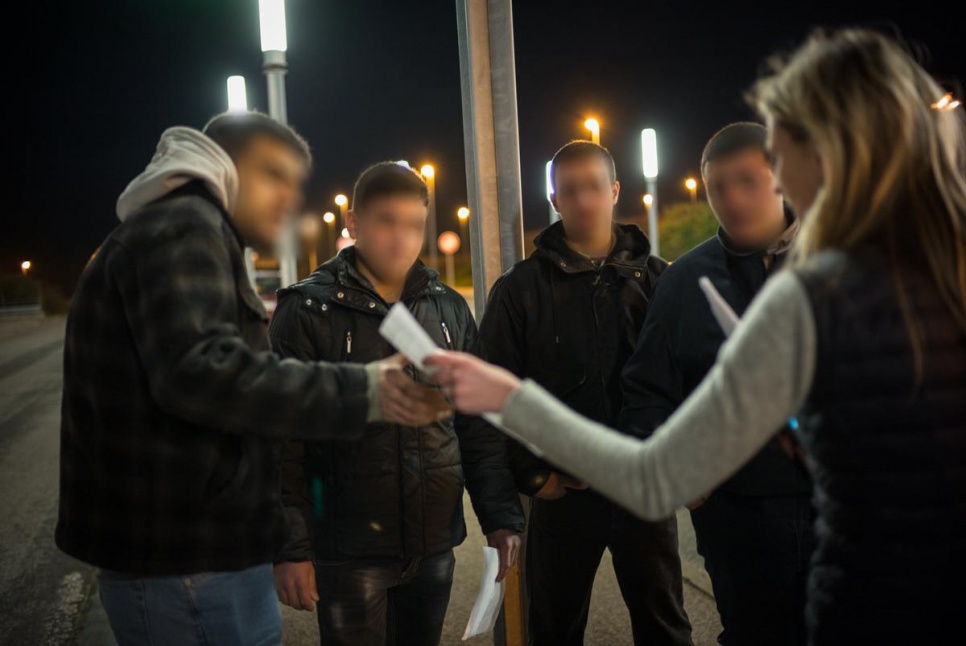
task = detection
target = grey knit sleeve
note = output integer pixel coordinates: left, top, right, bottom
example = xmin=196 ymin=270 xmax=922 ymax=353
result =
xmin=499 ymin=270 xmax=816 ymax=520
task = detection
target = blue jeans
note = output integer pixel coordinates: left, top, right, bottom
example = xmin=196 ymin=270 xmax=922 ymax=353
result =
xmin=97 ymin=563 xmax=282 ymax=646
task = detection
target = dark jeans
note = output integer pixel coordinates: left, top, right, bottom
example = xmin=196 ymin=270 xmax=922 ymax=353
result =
xmin=314 ymin=549 xmax=456 ymax=646
xmin=97 ymin=564 xmax=281 ymax=646
xmin=526 ymin=489 xmax=693 ymax=646
xmin=690 ymin=491 xmax=816 ymax=646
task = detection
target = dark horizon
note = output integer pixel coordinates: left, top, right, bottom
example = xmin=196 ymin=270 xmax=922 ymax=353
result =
xmin=6 ymin=0 xmax=964 ymax=295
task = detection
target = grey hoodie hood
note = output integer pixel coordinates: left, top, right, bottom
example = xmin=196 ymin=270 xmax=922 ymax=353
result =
xmin=116 ymin=127 xmax=238 ymax=221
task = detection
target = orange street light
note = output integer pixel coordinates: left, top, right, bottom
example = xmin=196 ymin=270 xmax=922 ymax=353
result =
xmin=21 ymin=260 xmax=31 ymax=277
xmin=438 ymin=231 xmax=461 ymax=286
xmin=685 ymin=177 xmax=698 ymax=203
xmin=584 ymin=117 xmax=600 ymax=144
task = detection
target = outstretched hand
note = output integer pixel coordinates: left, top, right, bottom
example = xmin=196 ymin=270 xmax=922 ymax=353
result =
xmin=424 ymin=351 xmax=522 ymax=415
xmin=376 ymin=354 xmax=452 ymax=425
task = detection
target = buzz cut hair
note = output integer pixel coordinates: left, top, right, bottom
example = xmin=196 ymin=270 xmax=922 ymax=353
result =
xmin=351 ymin=162 xmax=430 ymax=212
xmin=700 ymin=122 xmax=772 ymax=177
xmin=203 ymin=111 xmax=312 ymax=166
xmin=549 ymin=140 xmax=617 ymax=193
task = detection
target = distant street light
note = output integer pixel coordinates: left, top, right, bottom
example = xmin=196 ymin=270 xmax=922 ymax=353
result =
xmin=341 ymin=227 xmax=350 ymax=239
xmin=457 ymin=207 xmax=470 ymax=245
xmin=641 ymin=128 xmax=660 ymax=257
xmin=438 ymin=231 xmax=461 ymax=286
xmin=545 ymin=161 xmax=558 ymax=224
xmin=584 ymin=118 xmax=601 ymax=145
xmin=258 ymin=0 xmax=296 ymax=286
xmin=932 ymin=92 xmax=962 ymax=111
xmin=21 ymin=261 xmax=31 ymax=277
xmin=226 ymin=76 xmax=248 ymax=112
xmin=322 ymin=211 xmax=336 ymax=258
xmin=685 ymin=177 xmax=698 ymax=203
xmin=334 ymin=194 xmax=349 ymax=232
xmin=643 ymin=194 xmax=654 ymax=207
xmin=420 ymin=164 xmax=438 ymax=271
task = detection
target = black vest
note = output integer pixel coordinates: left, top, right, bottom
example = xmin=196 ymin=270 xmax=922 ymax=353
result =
xmin=794 ymin=247 xmax=966 ymax=644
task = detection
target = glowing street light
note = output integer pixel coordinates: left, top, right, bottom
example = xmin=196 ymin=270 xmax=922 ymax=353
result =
xmin=334 ymin=194 xmax=349 ymax=232
xmin=341 ymin=227 xmax=350 ymax=239
xmin=21 ymin=260 xmax=31 ymax=277
xmin=545 ymin=161 xmax=558 ymax=224
xmin=420 ymin=164 xmax=438 ymax=270
xmin=321 ymin=211 xmax=337 ymax=258
xmin=226 ymin=76 xmax=248 ymax=112
xmin=438 ymin=231 xmax=461 ymax=286
xmin=932 ymin=92 xmax=962 ymax=111
xmin=641 ymin=128 xmax=660 ymax=256
xmin=685 ymin=177 xmax=698 ymax=203
xmin=584 ymin=118 xmax=600 ymax=145
xmin=259 ymin=0 xmax=288 ymax=52
xmin=643 ymin=194 xmax=653 ymax=207
xmin=456 ymin=207 xmax=470 ymax=246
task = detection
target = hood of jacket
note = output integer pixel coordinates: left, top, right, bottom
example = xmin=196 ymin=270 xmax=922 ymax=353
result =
xmin=116 ymin=127 xmax=238 ymax=221
xmin=532 ymin=220 xmax=654 ymax=273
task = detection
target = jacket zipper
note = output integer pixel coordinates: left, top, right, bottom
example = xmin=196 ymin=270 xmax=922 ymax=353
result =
xmin=440 ymin=321 xmax=453 ymax=349
xmin=345 ymin=330 xmax=353 ymax=357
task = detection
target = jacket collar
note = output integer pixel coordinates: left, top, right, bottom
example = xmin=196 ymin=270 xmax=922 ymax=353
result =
xmin=533 ymin=220 xmax=654 ymax=275
xmin=716 ymin=204 xmax=797 ymax=259
xmin=319 ymin=247 xmax=444 ymax=312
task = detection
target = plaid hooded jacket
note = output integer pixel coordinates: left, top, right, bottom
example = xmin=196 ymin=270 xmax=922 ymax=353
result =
xmin=56 ymin=181 xmax=371 ymax=575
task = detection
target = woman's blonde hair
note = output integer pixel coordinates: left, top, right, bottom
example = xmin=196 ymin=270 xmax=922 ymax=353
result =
xmin=751 ymin=28 xmax=966 ymax=373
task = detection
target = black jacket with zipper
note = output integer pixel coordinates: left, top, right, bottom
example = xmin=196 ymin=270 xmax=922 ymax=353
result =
xmin=478 ymin=221 xmax=667 ymax=496
xmin=269 ymin=248 xmax=525 ymax=562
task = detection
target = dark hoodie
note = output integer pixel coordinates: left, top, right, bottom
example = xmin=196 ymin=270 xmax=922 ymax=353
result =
xmin=478 ymin=221 xmax=666 ymax=495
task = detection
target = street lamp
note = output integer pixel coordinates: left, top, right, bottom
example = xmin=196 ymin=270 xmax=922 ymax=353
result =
xmin=420 ymin=164 xmax=438 ymax=271
xmin=685 ymin=177 xmax=698 ymax=203
xmin=226 ymin=76 xmax=248 ymax=112
xmin=438 ymin=231 xmax=461 ymax=286
xmin=584 ymin=118 xmax=600 ymax=145
xmin=258 ymin=0 xmax=296 ymax=287
xmin=457 ymin=206 xmax=470 ymax=243
xmin=21 ymin=261 xmax=31 ymax=277
xmin=323 ymin=211 xmax=336 ymax=257
xmin=545 ymin=161 xmax=558 ymax=224
xmin=641 ymin=128 xmax=660 ymax=257
xmin=334 ymin=194 xmax=349 ymax=232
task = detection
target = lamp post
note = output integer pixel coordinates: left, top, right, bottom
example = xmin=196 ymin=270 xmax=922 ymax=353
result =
xmin=20 ymin=261 xmax=31 ymax=278
xmin=584 ymin=118 xmax=600 ymax=145
xmin=226 ymin=76 xmax=248 ymax=112
xmin=438 ymin=232 xmax=461 ymax=286
xmin=334 ymin=194 xmax=349 ymax=231
xmin=323 ymin=211 xmax=336 ymax=258
xmin=457 ymin=206 xmax=470 ymax=243
xmin=685 ymin=177 xmax=698 ymax=203
xmin=545 ymin=161 xmax=558 ymax=224
xmin=258 ymin=0 xmax=296 ymax=288
xmin=420 ymin=164 xmax=438 ymax=271
xmin=641 ymin=128 xmax=660 ymax=257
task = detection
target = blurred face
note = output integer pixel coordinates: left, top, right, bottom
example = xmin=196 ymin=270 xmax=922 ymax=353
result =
xmin=704 ymin=147 xmax=786 ymax=249
xmin=767 ymin=121 xmax=823 ymax=219
xmin=550 ymin=156 xmax=619 ymax=239
xmin=348 ymin=193 xmax=427 ymax=281
xmin=231 ymin=135 xmax=308 ymax=250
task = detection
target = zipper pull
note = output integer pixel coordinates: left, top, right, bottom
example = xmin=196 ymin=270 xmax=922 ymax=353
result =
xmin=440 ymin=321 xmax=453 ymax=348
xmin=346 ymin=330 xmax=353 ymax=355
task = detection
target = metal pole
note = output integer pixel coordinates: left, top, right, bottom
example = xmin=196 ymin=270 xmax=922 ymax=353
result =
xmin=647 ymin=176 xmax=660 ymax=258
xmin=457 ymin=3 xmax=527 ymax=644
xmin=263 ymin=48 xmax=297 ymax=287
xmin=427 ymin=176 xmax=439 ymax=271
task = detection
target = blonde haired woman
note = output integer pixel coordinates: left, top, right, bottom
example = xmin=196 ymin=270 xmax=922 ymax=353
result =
xmin=428 ymin=29 xmax=966 ymax=644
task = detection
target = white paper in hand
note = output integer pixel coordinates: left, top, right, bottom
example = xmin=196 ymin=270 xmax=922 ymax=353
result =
xmin=699 ymin=276 xmax=740 ymax=337
xmin=463 ymin=546 xmax=505 ymax=640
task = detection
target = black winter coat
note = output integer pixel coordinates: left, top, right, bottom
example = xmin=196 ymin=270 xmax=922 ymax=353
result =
xmin=618 ymin=222 xmax=812 ymax=497
xmin=479 ymin=222 xmax=666 ymax=495
xmin=269 ymin=248 xmax=524 ymax=561
xmin=56 ymin=182 xmax=371 ymax=576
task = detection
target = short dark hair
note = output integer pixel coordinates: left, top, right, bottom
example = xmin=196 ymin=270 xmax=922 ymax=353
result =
xmin=700 ymin=122 xmax=771 ymax=176
xmin=549 ymin=140 xmax=616 ymax=193
xmin=351 ymin=162 xmax=430 ymax=212
xmin=203 ymin=111 xmax=312 ymax=166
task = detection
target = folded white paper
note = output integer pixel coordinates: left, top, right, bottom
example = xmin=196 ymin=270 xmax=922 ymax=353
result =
xmin=463 ymin=546 xmax=505 ymax=640
xmin=698 ymin=276 xmax=740 ymax=337
xmin=378 ymin=303 xmax=545 ymax=457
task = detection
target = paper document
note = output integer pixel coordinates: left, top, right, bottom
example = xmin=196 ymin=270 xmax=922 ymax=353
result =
xmin=378 ymin=303 xmax=545 ymax=457
xmin=463 ymin=546 xmax=505 ymax=640
xmin=698 ymin=276 xmax=740 ymax=337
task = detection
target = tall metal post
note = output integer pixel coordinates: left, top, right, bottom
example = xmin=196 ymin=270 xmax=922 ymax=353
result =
xmin=456 ymin=0 xmax=525 ymax=318
xmin=457 ymin=3 xmax=527 ymax=645
xmin=646 ymin=176 xmax=660 ymax=258
xmin=263 ymin=48 xmax=297 ymax=287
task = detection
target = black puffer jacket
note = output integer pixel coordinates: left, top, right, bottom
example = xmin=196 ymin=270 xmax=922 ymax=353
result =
xmin=269 ymin=248 xmax=524 ymax=561
xmin=479 ymin=222 xmax=666 ymax=495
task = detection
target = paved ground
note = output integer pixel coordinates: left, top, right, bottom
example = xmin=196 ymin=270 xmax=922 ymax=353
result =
xmin=0 ymin=316 xmax=722 ymax=645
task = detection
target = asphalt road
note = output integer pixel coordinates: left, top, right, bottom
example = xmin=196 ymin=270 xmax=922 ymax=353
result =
xmin=0 ymin=316 xmax=721 ymax=645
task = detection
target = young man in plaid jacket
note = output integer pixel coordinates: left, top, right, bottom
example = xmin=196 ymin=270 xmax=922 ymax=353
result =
xmin=57 ymin=112 xmax=449 ymax=646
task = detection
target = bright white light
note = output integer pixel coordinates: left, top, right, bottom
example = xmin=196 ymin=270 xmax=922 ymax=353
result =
xmin=226 ymin=76 xmax=248 ymax=112
xmin=641 ymin=128 xmax=659 ymax=178
xmin=335 ymin=194 xmax=348 ymax=207
xmin=545 ymin=161 xmax=554 ymax=203
xmin=341 ymin=228 xmax=350 ymax=238
xmin=323 ymin=212 xmax=335 ymax=224
xmin=259 ymin=0 xmax=288 ymax=52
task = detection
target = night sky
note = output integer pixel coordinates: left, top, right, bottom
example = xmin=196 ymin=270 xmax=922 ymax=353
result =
xmin=7 ymin=0 xmax=964 ymax=294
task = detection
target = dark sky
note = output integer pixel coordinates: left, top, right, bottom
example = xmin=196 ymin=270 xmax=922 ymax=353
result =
xmin=6 ymin=0 xmax=964 ymax=294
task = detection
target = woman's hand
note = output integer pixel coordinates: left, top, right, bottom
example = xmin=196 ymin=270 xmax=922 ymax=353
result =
xmin=424 ymin=351 xmax=522 ymax=415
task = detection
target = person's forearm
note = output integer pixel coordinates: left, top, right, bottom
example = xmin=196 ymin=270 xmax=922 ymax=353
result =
xmin=500 ymin=271 xmax=816 ymax=520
